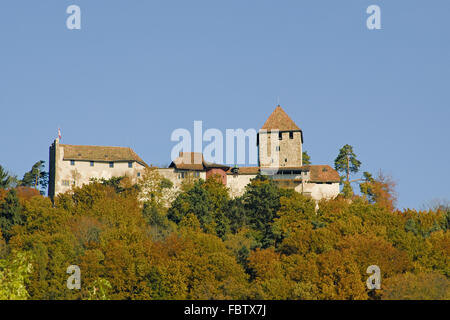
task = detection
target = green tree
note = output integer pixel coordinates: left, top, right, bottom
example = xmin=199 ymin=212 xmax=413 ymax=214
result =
xmin=92 ymin=176 xmax=138 ymax=194
xmin=20 ymin=161 xmax=49 ymax=194
xmin=226 ymin=197 xmax=248 ymax=234
xmin=302 ymin=151 xmax=311 ymax=165
xmin=0 ymin=251 xmax=33 ymax=300
xmin=0 ymin=189 xmax=25 ymax=242
xmin=0 ymin=165 xmax=16 ymax=189
xmin=334 ymin=144 xmax=361 ymax=182
xmin=242 ymin=174 xmax=293 ymax=248
xmin=341 ymin=181 xmax=354 ymax=199
xmin=85 ymin=278 xmax=112 ymax=300
xmin=168 ymin=177 xmax=230 ymax=238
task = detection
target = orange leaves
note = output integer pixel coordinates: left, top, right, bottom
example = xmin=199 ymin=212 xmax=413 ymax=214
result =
xmin=248 ymin=248 xmax=282 ymax=281
xmin=382 ymin=272 xmax=450 ymax=300
xmin=360 ymin=171 xmax=397 ymax=212
xmin=336 ymin=234 xmax=412 ymax=280
xmin=1 ymin=169 xmax=448 ymax=300
xmin=316 ymin=249 xmax=367 ymax=300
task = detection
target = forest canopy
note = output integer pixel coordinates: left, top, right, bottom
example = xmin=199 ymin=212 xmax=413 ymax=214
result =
xmin=0 ymin=169 xmax=448 ymax=300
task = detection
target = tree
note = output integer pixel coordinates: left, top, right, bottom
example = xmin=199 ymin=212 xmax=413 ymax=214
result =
xmin=138 ymin=167 xmax=175 ymax=209
xmin=0 ymin=251 xmax=33 ymax=300
xmin=85 ymin=278 xmax=112 ymax=300
xmin=422 ymin=198 xmax=450 ymax=212
xmin=316 ymin=249 xmax=367 ymax=300
xmin=0 ymin=165 xmax=16 ymax=189
xmin=302 ymin=151 xmax=311 ymax=165
xmin=167 ymin=177 xmax=231 ymax=238
xmin=341 ymin=181 xmax=354 ymax=199
xmin=93 ymin=176 xmax=139 ymax=195
xmin=0 ymin=189 xmax=25 ymax=242
xmin=382 ymin=272 xmax=450 ymax=300
xmin=360 ymin=171 xmax=397 ymax=211
xmin=242 ymin=174 xmax=293 ymax=248
xmin=334 ymin=144 xmax=361 ymax=182
xmin=271 ymin=192 xmax=316 ymax=242
xmin=20 ymin=161 xmax=49 ymax=194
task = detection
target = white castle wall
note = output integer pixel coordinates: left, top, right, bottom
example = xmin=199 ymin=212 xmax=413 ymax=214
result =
xmin=226 ymin=174 xmax=258 ymax=197
xmin=53 ymin=143 xmax=145 ymax=196
xmin=296 ymin=182 xmax=340 ymax=201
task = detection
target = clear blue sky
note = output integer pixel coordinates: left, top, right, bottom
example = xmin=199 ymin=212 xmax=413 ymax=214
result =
xmin=0 ymin=1 xmax=449 ymax=209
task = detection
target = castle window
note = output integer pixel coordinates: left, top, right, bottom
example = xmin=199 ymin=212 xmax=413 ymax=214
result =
xmin=289 ymin=132 xmax=293 ymax=139
xmin=109 ymin=162 xmax=114 ymax=168
xmin=279 ymin=132 xmax=282 ymax=140
xmin=194 ymin=171 xmax=200 ymax=178
xmin=62 ymin=180 xmax=70 ymax=186
xmin=90 ymin=161 xmax=94 ymax=167
xmin=70 ymin=160 xmax=75 ymax=166
xmin=285 ymin=158 xmax=287 ymax=162
xmin=276 ymin=146 xmax=280 ymax=151
xmin=137 ymin=172 xmax=141 ymax=177
xmin=128 ymin=162 xmax=133 ymax=168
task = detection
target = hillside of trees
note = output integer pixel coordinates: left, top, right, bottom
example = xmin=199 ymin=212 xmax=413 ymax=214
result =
xmin=0 ymin=164 xmax=449 ymax=300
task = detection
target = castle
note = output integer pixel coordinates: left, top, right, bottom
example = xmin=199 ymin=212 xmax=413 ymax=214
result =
xmin=48 ymin=105 xmax=340 ymax=201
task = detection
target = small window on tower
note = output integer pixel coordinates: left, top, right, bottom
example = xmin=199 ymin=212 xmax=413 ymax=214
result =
xmin=109 ymin=162 xmax=114 ymax=168
xmin=128 ymin=162 xmax=133 ymax=168
xmin=90 ymin=161 xmax=94 ymax=167
xmin=289 ymin=132 xmax=293 ymax=139
xmin=276 ymin=146 xmax=280 ymax=151
xmin=279 ymin=132 xmax=282 ymax=140
xmin=70 ymin=160 xmax=75 ymax=166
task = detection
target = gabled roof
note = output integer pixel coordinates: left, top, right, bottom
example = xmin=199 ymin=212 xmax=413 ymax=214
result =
xmin=61 ymin=144 xmax=148 ymax=167
xmin=169 ymin=152 xmax=230 ymax=171
xmin=301 ymin=165 xmax=340 ymax=183
xmin=260 ymin=105 xmax=301 ymax=132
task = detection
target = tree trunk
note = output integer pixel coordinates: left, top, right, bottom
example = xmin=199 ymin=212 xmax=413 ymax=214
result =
xmin=346 ymin=154 xmax=350 ymax=182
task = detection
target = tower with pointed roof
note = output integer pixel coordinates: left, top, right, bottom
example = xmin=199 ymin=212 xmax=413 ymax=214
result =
xmin=258 ymin=105 xmax=303 ymax=169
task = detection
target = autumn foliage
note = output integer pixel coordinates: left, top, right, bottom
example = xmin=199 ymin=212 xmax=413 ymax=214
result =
xmin=0 ymin=173 xmax=449 ymax=300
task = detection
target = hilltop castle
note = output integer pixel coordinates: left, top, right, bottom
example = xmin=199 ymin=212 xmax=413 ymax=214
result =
xmin=48 ymin=105 xmax=340 ymax=201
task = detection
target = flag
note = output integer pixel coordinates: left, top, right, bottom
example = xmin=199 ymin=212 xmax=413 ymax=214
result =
xmin=58 ymin=128 xmax=61 ymax=140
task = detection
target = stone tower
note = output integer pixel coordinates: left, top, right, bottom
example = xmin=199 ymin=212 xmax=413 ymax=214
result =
xmin=258 ymin=105 xmax=303 ymax=170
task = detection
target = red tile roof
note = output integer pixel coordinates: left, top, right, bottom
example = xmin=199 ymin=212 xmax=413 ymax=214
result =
xmin=261 ymin=105 xmax=301 ymax=131
xmin=302 ymin=165 xmax=340 ymax=183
